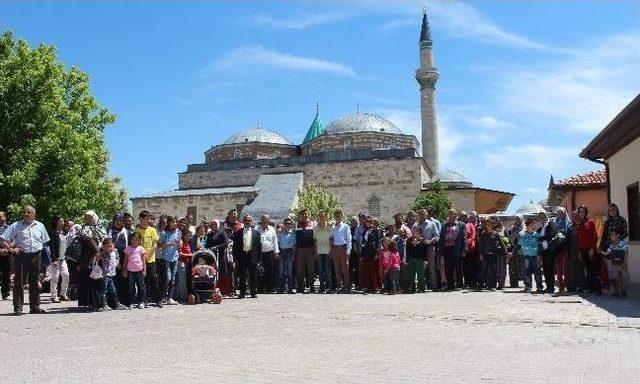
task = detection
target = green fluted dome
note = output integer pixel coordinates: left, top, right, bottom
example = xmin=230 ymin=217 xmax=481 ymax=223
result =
xmin=303 ymin=110 xmax=324 ymax=143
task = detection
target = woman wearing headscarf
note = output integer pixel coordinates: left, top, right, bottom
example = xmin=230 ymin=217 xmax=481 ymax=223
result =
xmin=600 ymin=203 xmax=628 ymax=291
xmin=78 ymin=210 xmax=106 ymax=309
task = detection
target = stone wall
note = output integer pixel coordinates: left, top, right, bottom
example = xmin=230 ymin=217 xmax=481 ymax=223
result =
xmin=301 ymin=132 xmax=418 ymax=156
xmin=204 ymin=142 xmax=299 ymax=162
xmin=178 ymin=157 xmax=426 ymax=222
xmin=304 ymin=158 xmax=424 ymax=222
xmin=131 ymin=191 xmax=256 ymax=223
xmin=179 ymin=167 xmax=290 ymax=189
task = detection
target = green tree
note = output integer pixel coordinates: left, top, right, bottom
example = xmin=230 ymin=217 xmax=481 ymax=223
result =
xmin=412 ymin=180 xmax=452 ymax=222
xmin=292 ymin=184 xmax=341 ymax=220
xmin=0 ymin=30 xmax=126 ymax=224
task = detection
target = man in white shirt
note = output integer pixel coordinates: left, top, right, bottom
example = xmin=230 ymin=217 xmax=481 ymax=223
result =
xmin=0 ymin=205 xmax=50 ymax=315
xmin=257 ymin=214 xmax=279 ymax=293
xmin=330 ymin=209 xmax=352 ymax=293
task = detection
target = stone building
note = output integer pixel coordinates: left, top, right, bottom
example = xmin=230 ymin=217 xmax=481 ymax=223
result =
xmin=131 ymin=12 xmax=514 ymax=222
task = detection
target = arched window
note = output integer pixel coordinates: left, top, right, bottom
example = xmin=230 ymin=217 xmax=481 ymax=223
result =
xmin=367 ymin=195 xmax=381 ymax=217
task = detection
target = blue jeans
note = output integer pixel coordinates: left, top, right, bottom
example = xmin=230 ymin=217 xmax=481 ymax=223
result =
xmin=388 ymin=269 xmax=400 ymax=292
xmin=523 ymin=257 xmax=543 ymax=290
xmin=163 ymin=260 xmax=178 ymax=299
xmin=101 ymin=275 xmax=119 ymax=306
xmin=128 ymin=271 xmax=146 ymax=305
xmin=317 ymin=254 xmax=331 ymax=290
xmin=279 ymin=249 xmax=294 ymax=291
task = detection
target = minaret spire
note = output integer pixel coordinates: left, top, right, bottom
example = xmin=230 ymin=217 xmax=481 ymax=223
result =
xmin=420 ymin=8 xmax=431 ymax=44
xmin=415 ymin=10 xmax=439 ymax=178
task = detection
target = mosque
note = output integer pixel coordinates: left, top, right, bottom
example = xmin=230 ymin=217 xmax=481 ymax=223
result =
xmin=131 ymin=13 xmax=515 ymax=222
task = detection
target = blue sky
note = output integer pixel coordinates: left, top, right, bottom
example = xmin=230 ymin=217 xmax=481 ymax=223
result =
xmin=3 ymin=1 xmax=640 ymax=212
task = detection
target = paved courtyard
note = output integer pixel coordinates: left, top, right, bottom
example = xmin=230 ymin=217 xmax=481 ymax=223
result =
xmin=1 ymin=289 xmax=640 ymax=383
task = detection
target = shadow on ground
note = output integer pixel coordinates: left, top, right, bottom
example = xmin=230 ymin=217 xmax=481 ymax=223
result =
xmin=581 ymin=293 xmax=640 ymax=318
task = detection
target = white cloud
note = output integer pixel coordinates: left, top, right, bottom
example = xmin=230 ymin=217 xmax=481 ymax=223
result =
xmin=379 ymin=18 xmax=415 ymax=33
xmin=250 ymin=12 xmax=348 ymax=30
xmin=484 ymin=144 xmax=579 ymax=174
xmin=459 ymin=114 xmax=515 ymax=143
xmin=496 ymin=31 xmax=640 ymax=134
xmin=378 ymin=1 xmax=548 ymax=50
xmin=210 ymin=46 xmax=356 ymax=77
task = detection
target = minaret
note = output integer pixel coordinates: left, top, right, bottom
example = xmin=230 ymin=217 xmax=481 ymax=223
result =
xmin=415 ymin=10 xmax=439 ymax=178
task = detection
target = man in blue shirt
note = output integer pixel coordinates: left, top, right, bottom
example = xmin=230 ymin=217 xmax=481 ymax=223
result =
xmin=330 ymin=210 xmax=352 ymax=293
xmin=0 ymin=205 xmax=50 ymax=315
xmin=277 ymin=217 xmax=296 ymax=294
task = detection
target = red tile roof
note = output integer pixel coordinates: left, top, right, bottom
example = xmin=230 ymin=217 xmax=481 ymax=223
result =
xmin=556 ymin=169 xmax=607 ymax=187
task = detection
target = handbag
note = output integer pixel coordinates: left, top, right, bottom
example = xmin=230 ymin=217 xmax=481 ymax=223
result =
xmin=65 ymin=237 xmax=83 ymax=262
xmin=89 ymin=259 xmax=104 ymax=280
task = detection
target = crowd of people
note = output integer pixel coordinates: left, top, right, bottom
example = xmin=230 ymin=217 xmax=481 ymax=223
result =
xmin=0 ymin=202 xmax=631 ymax=316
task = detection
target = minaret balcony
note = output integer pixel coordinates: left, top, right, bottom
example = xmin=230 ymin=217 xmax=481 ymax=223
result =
xmin=415 ymin=67 xmax=439 ymax=89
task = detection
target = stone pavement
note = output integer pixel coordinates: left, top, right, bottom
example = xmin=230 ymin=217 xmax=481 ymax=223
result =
xmin=1 ymin=289 xmax=640 ymax=383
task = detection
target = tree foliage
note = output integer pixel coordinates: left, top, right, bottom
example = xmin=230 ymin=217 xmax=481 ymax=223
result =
xmin=292 ymin=184 xmax=341 ymax=220
xmin=412 ymin=180 xmax=452 ymax=222
xmin=0 ymin=30 xmax=126 ymax=224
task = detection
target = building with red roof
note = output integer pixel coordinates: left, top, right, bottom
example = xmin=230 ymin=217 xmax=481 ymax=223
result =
xmin=548 ymin=169 xmax=608 ymax=217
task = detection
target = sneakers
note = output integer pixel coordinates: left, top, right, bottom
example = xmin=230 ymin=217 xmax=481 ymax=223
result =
xmin=167 ymin=298 xmax=178 ymax=305
xmin=137 ymin=303 xmax=145 ymax=309
xmin=50 ymin=297 xmax=60 ymax=303
xmin=115 ymin=303 xmax=127 ymax=310
xmin=101 ymin=306 xmax=113 ymax=311
xmin=126 ymin=305 xmax=134 ymax=310
xmin=156 ymin=301 xmax=164 ymax=308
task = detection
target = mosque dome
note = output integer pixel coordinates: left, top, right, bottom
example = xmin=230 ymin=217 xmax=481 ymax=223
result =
xmin=224 ymin=128 xmax=292 ymax=145
xmin=436 ymin=169 xmax=469 ymax=184
xmin=324 ymin=113 xmax=403 ymax=135
xmin=513 ymin=201 xmax=547 ymax=217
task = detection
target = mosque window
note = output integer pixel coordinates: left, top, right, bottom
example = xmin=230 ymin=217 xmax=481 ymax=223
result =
xmin=367 ymin=195 xmax=381 ymax=217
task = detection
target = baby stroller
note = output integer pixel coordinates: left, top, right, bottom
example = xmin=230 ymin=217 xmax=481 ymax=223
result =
xmin=191 ymin=248 xmax=219 ymax=304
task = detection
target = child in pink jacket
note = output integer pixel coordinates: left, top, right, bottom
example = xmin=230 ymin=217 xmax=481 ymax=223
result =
xmin=381 ymin=241 xmax=402 ymax=294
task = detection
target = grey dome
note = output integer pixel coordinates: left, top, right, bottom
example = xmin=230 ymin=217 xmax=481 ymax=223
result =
xmin=224 ymin=128 xmax=292 ymax=145
xmin=436 ymin=169 xmax=470 ymax=184
xmin=324 ymin=113 xmax=403 ymax=134
xmin=513 ymin=201 xmax=546 ymax=216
